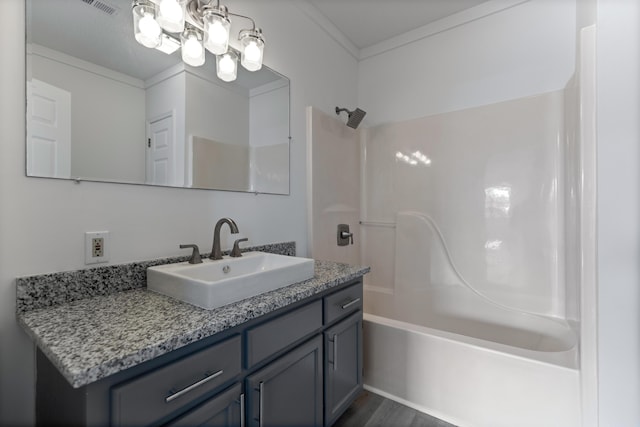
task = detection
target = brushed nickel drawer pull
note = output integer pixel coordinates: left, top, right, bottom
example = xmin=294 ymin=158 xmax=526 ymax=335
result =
xmin=240 ymin=393 xmax=245 ymax=427
xmin=259 ymin=382 xmax=265 ymax=427
xmin=165 ymin=369 xmax=224 ymax=403
xmin=341 ymin=298 xmax=361 ymax=310
xmin=333 ymin=334 xmax=338 ymax=371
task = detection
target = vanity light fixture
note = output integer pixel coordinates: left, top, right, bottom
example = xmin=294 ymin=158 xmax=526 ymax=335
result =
xmin=131 ymin=0 xmax=265 ymax=82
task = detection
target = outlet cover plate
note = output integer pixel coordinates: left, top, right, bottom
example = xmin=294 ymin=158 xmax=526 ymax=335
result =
xmin=85 ymin=231 xmax=110 ymax=264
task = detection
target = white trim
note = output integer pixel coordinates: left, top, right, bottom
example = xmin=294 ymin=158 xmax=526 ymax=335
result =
xmin=359 ymin=0 xmax=530 ymax=60
xmin=298 ymin=0 xmax=530 ymax=61
xmin=144 ymin=62 xmax=186 ymax=89
xmin=305 ymin=106 xmax=315 ymax=258
xmin=28 ymin=43 xmax=145 ymax=89
xmin=296 ymin=2 xmax=360 ymax=60
xmin=579 ymin=23 xmax=599 ymax=427
xmin=249 ymin=78 xmax=289 ymax=98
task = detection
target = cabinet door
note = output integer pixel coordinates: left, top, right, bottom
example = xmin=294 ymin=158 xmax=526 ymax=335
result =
xmin=164 ymin=383 xmax=243 ymax=427
xmin=324 ymin=312 xmax=363 ymax=426
xmin=246 ymin=335 xmax=323 ymax=427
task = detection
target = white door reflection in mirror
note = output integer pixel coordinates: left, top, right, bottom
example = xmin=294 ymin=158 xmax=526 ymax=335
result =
xmin=146 ymin=114 xmax=175 ymax=186
xmin=27 ymin=79 xmax=71 ymax=178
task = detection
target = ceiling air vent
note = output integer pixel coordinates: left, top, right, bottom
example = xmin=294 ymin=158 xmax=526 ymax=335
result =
xmin=80 ymin=0 xmax=119 ymax=16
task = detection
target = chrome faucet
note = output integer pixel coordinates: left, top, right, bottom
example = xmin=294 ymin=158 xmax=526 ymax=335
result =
xmin=210 ymin=218 xmax=239 ymax=260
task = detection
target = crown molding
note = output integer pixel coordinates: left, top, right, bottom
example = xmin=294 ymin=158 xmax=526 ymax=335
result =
xmin=359 ymin=0 xmax=530 ymax=60
xmin=298 ymin=0 xmax=530 ymax=62
xmin=296 ymin=1 xmax=360 ymax=60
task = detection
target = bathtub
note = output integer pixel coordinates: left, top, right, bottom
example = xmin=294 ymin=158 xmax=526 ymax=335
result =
xmin=362 ymin=287 xmax=581 ymax=427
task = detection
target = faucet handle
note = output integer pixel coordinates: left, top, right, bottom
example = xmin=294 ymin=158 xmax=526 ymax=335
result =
xmin=230 ymin=238 xmax=249 ymax=258
xmin=179 ymin=244 xmax=203 ymax=264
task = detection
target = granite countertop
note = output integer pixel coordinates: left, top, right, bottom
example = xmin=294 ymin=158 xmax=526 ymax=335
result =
xmin=17 ymin=259 xmax=369 ymax=389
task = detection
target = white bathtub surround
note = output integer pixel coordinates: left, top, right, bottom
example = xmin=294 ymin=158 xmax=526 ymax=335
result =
xmin=358 ymin=89 xmax=583 ymax=424
xmin=362 ymin=208 xmax=580 ymax=426
xmin=391 ymin=211 xmax=577 ymax=358
xmin=363 ymin=315 xmax=580 ymax=427
xmin=362 ymin=90 xmax=566 ymax=317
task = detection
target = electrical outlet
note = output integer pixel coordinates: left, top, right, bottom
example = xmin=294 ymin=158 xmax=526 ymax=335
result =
xmin=85 ymin=231 xmax=109 ymax=264
xmin=92 ymin=237 xmax=104 ymax=257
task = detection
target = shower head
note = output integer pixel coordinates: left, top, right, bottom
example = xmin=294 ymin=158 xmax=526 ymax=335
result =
xmin=335 ymin=106 xmax=367 ymax=129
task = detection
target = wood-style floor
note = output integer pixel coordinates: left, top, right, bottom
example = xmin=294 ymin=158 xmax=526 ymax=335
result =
xmin=334 ymin=391 xmax=457 ymax=427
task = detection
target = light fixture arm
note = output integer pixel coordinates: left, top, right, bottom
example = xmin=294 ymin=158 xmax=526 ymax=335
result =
xmin=227 ymin=11 xmax=256 ymax=31
xmin=185 ymin=0 xmax=206 ymax=29
xmin=181 ymin=1 xmax=259 ymax=34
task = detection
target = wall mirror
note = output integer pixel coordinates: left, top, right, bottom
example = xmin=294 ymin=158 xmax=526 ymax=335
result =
xmin=26 ymin=0 xmax=290 ymax=194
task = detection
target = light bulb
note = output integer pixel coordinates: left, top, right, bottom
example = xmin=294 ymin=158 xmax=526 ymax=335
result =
xmin=181 ymin=28 xmax=205 ymax=67
xmin=239 ymin=29 xmax=264 ymax=72
xmin=219 ymin=54 xmax=234 ymax=73
xmin=216 ymin=51 xmax=237 ymax=82
xmin=244 ymin=41 xmax=261 ymax=62
xmin=209 ymin=21 xmax=227 ymax=45
xmin=184 ymin=35 xmax=203 ymax=58
xmin=140 ymin=14 xmax=161 ymax=37
xmin=158 ymin=0 xmax=185 ymax=33
xmin=160 ymin=0 xmax=182 ymax=20
xmin=135 ymin=11 xmax=161 ymax=48
xmin=203 ymin=7 xmax=230 ymax=55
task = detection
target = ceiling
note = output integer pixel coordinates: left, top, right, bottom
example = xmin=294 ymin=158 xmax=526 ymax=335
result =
xmin=306 ymin=0 xmax=490 ymax=50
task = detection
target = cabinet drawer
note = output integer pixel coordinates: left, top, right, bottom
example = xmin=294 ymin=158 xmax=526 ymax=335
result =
xmin=324 ymin=282 xmax=363 ymax=325
xmin=164 ymin=383 xmax=243 ymax=427
xmin=111 ymin=335 xmax=241 ymax=427
xmin=246 ymin=300 xmax=322 ymax=367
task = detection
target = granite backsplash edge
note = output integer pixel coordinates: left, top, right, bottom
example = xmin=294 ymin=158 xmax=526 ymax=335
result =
xmin=16 ymin=241 xmax=296 ymax=313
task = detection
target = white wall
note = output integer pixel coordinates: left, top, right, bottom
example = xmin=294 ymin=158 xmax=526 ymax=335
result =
xmin=358 ymin=0 xmax=576 ymax=126
xmin=249 ymin=83 xmax=290 ymax=193
xmin=30 ymin=47 xmax=146 ymax=183
xmin=250 ymin=83 xmax=289 ymax=148
xmin=596 ymin=0 xmax=640 ymax=425
xmin=0 ymin=1 xmax=358 ymax=425
xmin=186 ymin=72 xmax=250 ymax=147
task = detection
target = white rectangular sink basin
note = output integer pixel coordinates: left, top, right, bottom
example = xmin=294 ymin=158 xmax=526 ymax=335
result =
xmin=147 ymin=251 xmax=315 ymax=310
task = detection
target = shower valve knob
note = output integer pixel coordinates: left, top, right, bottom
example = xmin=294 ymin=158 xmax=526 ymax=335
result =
xmin=340 ymin=231 xmax=353 ymax=244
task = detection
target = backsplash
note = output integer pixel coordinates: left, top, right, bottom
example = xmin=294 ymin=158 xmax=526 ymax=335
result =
xmin=16 ymin=242 xmax=296 ymax=313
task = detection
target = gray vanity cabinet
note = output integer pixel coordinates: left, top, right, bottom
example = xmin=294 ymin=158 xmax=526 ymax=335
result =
xmin=35 ymin=279 xmax=363 ymax=427
xmin=246 ymin=335 xmax=323 ymax=427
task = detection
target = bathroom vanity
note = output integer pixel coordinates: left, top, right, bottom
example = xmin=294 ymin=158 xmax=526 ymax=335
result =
xmin=17 ymin=243 xmax=368 ymax=427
